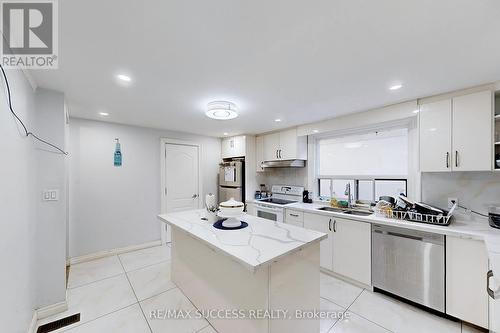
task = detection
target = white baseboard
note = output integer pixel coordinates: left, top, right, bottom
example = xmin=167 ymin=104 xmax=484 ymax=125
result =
xmin=36 ymin=299 xmax=68 ymax=320
xmin=27 ymin=310 xmax=37 ymax=333
xmin=69 ymin=240 xmax=162 ymax=265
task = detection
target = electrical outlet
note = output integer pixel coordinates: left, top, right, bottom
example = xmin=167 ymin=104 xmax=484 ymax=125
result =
xmin=42 ymin=189 xmax=59 ymax=201
xmin=448 ymin=197 xmax=458 ymax=208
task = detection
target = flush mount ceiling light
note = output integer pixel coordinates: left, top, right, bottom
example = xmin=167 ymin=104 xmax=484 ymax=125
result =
xmin=389 ymin=84 xmax=403 ymax=91
xmin=117 ymin=74 xmax=132 ymax=82
xmin=206 ymin=101 xmax=238 ymax=120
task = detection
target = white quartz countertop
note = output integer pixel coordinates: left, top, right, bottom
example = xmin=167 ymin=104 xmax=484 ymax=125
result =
xmin=158 ymin=210 xmax=327 ymax=272
xmin=286 ymin=201 xmax=500 ymax=292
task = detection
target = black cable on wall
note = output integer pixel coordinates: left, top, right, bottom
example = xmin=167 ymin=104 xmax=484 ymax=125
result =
xmin=0 ymin=64 xmax=67 ymax=155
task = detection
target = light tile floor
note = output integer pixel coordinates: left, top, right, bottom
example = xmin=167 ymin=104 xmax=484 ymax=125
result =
xmin=36 ymin=244 xmax=486 ymax=333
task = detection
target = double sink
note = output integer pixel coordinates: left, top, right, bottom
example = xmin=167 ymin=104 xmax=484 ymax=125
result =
xmin=317 ymin=206 xmax=374 ymax=216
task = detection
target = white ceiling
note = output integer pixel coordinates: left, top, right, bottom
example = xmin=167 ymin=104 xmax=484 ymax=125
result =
xmin=30 ymin=0 xmax=500 ymax=137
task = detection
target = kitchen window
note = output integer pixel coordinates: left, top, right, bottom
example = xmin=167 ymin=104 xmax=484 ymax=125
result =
xmin=316 ymin=128 xmax=408 ymax=202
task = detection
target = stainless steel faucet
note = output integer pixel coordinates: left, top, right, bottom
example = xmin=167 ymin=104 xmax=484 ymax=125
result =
xmin=344 ymin=183 xmax=352 ymax=208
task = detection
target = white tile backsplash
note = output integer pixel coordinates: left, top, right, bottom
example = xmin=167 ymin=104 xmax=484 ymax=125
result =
xmin=421 ymin=172 xmax=500 ymax=215
xmin=256 ymin=167 xmax=308 ymax=190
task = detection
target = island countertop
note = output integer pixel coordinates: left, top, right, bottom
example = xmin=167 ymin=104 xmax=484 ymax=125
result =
xmin=158 ymin=210 xmax=327 ymax=272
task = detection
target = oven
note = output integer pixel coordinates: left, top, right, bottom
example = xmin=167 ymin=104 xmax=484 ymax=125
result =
xmin=254 ymin=203 xmax=284 ymax=222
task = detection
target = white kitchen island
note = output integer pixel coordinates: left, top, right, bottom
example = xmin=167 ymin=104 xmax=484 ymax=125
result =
xmin=158 ymin=210 xmax=327 ymax=333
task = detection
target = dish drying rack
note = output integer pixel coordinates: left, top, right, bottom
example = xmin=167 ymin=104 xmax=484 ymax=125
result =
xmin=375 ymin=202 xmax=457 ymax=226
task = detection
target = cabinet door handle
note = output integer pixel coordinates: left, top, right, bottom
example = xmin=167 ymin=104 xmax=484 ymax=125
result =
xmin=276 ymin=150 xmax=278 ymax=159
xmin=290 ymin=213 xmax=299 ymax=217
xmin=487 ymin=270 xmax=495 ymax=299
xmin=446 ymin=152 xmax=449 ymax=168
xmin=333 ymin=220 xmax=337 ymax=232
xmin=455 ymin=151 xmax=459 ymax=167
xmin=328 ymin=219 xmax=332 ymax=231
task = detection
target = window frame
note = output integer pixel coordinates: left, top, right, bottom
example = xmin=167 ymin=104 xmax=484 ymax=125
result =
xmin=316 ymin=177 xmax=408 ymax=203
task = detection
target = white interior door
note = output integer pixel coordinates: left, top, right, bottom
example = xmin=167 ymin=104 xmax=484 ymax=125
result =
xmin=163 ymin=143 xmax=200 ymax=242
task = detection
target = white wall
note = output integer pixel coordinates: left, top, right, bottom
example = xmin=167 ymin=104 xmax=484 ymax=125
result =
xmin=0 ymin=72 xmax=67 ymax=331
xmin=69 ymin=118 xmax=221 ymax=258
xmin=34 ymin=88 xmax=68 ymax=308
xmin=0 ymin=69 xmax=37 ymax=333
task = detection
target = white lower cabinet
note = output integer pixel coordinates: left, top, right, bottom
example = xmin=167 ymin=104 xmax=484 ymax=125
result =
xmin=446 ymin=236 xmax=489 ymax=329
xmin=304 ymin=213 xmax=333 ymax=271
xmin=331 ymin=217 xmax=371 ymax=286
xmin=246 ymin=203 xmax=255 ymax=216
xmin=489 ymin=264 xmax=500 ymax=333
xmin=303 ymin=213 xmax=371 ymax=285
xmin=285 ymin=209 xmax=304 ymax=228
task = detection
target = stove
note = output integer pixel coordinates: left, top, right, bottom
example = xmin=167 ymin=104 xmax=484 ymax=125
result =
xmin=257 ymin=198 xmax=297 ymax=205
xmin=254 ymin=185 xmax=304 ymax=222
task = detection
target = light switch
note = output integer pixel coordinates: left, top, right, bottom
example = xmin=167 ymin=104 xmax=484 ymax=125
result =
xmin=42 ymin=189 xmax=59 ymax=201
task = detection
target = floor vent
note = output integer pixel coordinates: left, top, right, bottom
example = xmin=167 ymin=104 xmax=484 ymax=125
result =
xmin=36 ymin=313 xmax=80 ymax=333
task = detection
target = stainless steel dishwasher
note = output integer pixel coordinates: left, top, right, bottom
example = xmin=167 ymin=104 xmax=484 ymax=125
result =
xmin=372 ymin=224 xmax=445 ymax=312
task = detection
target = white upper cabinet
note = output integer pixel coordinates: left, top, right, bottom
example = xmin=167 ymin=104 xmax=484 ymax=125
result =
xmin=419 ymin=99 xmax=452 ymax=172
xmin=263 ymin=132 xmax=280 ymax=161
xmin=255 ymin=135 xmax=265 ymax=172
xmin=260 ymin=128 xmax=307 ymax=161
xmin=279 ymin=128 xmax=300 ymax=160
xmin=419 ymin=90 xmax=493 ymax=172
xmin=221 ymin=136 xmax=246 ymax=159
xmin=452 ymin=91 xmax=493 ymax=171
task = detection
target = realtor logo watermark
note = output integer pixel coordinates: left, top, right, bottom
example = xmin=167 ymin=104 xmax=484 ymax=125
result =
xmin=0 ymin=0 xmax=58 ymax=68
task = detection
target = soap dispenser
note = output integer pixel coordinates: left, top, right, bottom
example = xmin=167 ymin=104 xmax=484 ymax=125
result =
xmin=114 ymin=138 xmax=122 ymax=166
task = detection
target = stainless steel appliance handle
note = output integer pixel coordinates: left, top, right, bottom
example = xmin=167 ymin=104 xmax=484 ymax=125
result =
xmin=373 ymin=228 xmax=423 ymax=241
xmin=487 ymin=270 xmax=496 ymax=299
xmin=256 ymin=204 xmax=283 ymax=212
xmin=446 ymin=152 xmax=449 ymax=168
xmin=455 ymin=151 xmax=458 ymax=167
xmin=387 ymin=231 xmax=423 ymax=241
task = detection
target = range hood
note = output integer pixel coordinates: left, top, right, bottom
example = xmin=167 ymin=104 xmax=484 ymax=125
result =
xmin=261 ymin=159 xmax=306 ymax=168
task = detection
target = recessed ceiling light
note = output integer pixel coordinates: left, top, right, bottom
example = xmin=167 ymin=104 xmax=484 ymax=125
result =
xmin=99 ymin=112 xmax=109 ymax=116
xmin=116 ymin=74 xmax=132 ymax=82
xmin=223 ymin=132 xmax=228 ymax=136
xmin=312 ymin=129 xmax=319 ymax=133
xmin=275 ymin=118 xmax=281 ymax=122
xmin=206 ymin=101 xmax=238 ymax=120
xmin=389 ymin=84 xmax=403 ymax=91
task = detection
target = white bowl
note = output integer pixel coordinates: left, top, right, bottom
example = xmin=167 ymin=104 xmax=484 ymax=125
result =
xmin=218 ymin=198 xmax=244 ymax=218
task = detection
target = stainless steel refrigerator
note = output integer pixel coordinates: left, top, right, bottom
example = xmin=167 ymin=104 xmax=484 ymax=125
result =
xmin=218 ymin=160 xmax=244 ymax=204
